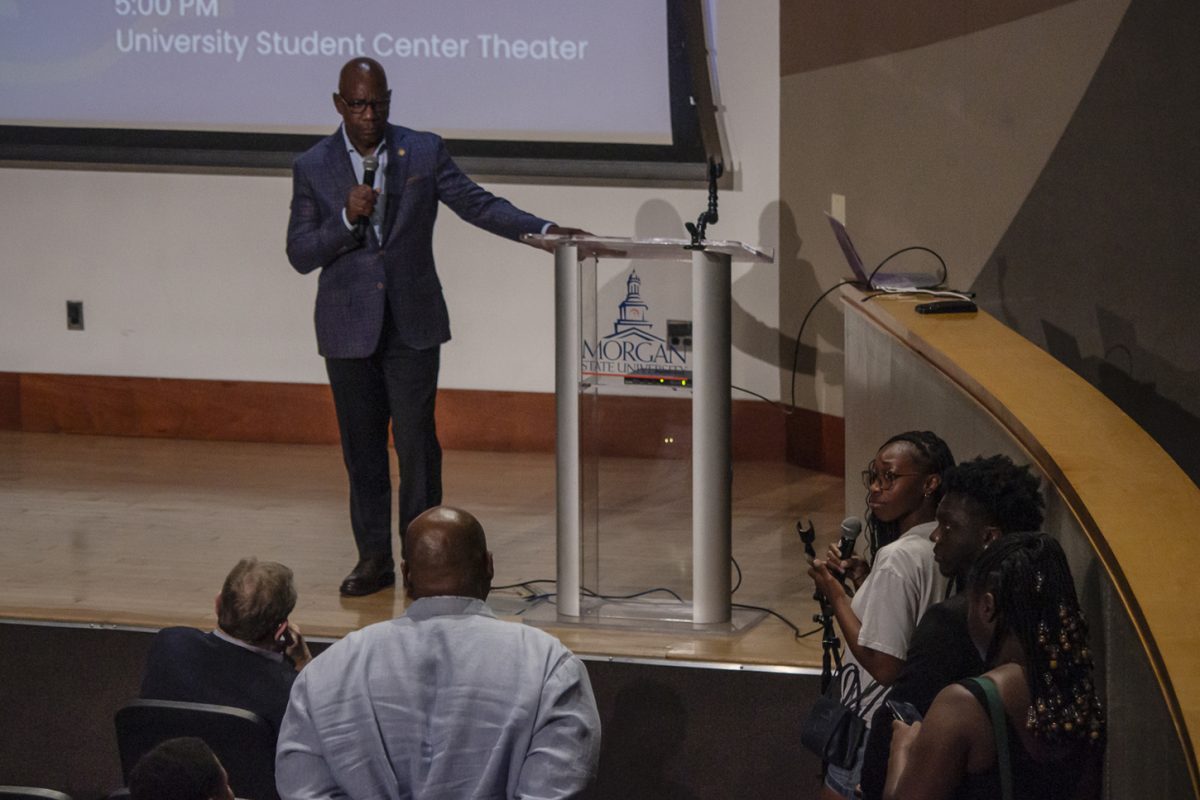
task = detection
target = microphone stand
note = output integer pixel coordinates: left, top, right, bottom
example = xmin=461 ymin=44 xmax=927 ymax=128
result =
xmin=797 ymin=519 xmax=843 ymax=695
xmin=684 ymin=157 xmax=722 ymax=249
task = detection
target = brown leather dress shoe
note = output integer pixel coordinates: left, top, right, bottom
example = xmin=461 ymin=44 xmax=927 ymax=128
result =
xmin=339 ymin=555 xmax=396 ymax=597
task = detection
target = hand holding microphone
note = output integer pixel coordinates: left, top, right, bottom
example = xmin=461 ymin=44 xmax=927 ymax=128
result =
xmin=824 ymin=517 xmax=868 ymax=587
xmin=347 ymin=154 xmax=379 ymax=240
xmin=804 ymin=517 xmax=864 ymax=605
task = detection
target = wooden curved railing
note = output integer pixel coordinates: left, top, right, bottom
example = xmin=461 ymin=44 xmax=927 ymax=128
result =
xmin=842 ymin=290 xmax=1199 ymax=798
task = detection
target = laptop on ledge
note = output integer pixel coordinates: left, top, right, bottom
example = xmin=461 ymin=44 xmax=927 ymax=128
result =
xmin=825 ymin=212 xmax=943 ymax=291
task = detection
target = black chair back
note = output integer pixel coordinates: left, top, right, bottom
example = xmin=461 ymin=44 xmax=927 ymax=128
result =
xmin=0 ymin=788 xmax=72 ymax=800
xmin=114 ymin=699 xmax=278 ymax=800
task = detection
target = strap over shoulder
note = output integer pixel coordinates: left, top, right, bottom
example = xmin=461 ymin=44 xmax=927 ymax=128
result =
xmin=966 ymin=676 xmax=1013 ymax=800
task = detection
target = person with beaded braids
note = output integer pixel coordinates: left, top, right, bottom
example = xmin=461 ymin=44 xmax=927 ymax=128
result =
xmin=808 ymin=430 xmax=955 ymax=800
xmin=858 ymin=454 xmax=1045 ymax=800
xmin=883 ymin=533 xmax=1105 ymax=800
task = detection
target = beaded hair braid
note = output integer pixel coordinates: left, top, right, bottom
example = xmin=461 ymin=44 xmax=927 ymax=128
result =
xmin=864 ymin=430 xmax=955 ymax=562
xmin=970 ymin=533 xmax=1105 ymax=744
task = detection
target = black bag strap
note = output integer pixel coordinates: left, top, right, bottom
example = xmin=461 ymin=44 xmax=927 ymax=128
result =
xmin=967 ymin=676 xmax=1013 ymax=800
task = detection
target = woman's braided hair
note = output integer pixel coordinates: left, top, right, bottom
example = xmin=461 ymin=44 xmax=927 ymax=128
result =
xmin=969 ymin=532 xmax=1104 ymax=743
xmin=864 ymin=430 xmax=955 ymax=561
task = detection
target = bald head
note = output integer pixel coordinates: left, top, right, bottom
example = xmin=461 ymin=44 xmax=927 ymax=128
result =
xmin=402 ymin=507 xmax=494 ymax=601
xmin=337 ymin=57 xmax=387 ymax=96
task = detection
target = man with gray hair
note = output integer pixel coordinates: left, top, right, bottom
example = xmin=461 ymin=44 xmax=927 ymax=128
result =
xmin=277 ymin=506 xmax=601 ymax=799
xmin=140 ymin=557 xmax=312 ymax=736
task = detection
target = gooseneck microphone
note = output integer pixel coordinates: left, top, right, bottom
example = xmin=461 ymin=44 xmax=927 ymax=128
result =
xmin=837 ymin=516 xmax=864 ymax=562
xmin=355 ymin=154 xmax=379 ymax=239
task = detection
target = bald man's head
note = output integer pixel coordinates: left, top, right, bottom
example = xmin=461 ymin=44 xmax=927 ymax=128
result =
xmin=337 ymin=57 xmax=387 ymax=96
xmin=402 ymin=507 xmax=494 ymax=601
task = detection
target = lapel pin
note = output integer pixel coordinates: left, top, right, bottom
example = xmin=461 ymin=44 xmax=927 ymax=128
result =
xmin=396 ymin=147 xmax=406 ymax=157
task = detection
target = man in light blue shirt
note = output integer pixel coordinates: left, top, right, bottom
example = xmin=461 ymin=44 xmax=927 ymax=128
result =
xmin=276 ymin=506 xmax=601 ymax=799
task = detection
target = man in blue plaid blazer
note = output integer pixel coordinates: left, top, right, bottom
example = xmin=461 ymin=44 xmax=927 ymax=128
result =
xmin=287 ymin=57 xmax=576 ymax=596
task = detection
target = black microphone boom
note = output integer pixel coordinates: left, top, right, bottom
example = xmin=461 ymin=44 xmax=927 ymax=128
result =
xmin=355 ymin=154 xmax=379 ymax=240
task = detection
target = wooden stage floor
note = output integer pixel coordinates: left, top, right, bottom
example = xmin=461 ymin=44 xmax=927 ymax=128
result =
xmin=0 ymin=430 xmax=845 ymax=669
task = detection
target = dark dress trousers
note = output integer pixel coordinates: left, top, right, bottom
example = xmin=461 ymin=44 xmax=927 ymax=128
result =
xmin=139 ymin=627 xmax=297 ymax=735
xmin=286 ymin=124 xmax=550 ymax=557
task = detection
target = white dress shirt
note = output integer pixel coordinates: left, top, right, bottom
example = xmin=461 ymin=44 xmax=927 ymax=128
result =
xmin=276 ymin=596 xmax=600 ymax=800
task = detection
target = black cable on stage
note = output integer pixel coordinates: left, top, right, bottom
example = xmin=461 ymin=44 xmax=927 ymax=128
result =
xmin=730 ymin=602 xmax=807 ymax=640
xmin=492 ymin=578 xmax=558 ymax=592
xmin=582 ymin=586 xmax=685 ymax=602
xmin=491 ymin=575 xmax=813 ymax=644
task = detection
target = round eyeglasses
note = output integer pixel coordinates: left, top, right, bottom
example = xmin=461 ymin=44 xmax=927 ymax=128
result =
xmin=861 ymin=465 xmax=924 ymax=490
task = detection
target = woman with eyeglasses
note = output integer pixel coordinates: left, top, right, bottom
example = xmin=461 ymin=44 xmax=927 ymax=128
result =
xmin=808 ymin=431 xmax=955 ymax=800
xmin=883 ymin=533 xmax=1104 ymax=800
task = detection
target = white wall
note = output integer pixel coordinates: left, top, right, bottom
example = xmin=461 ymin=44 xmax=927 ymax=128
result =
xmin=0 ymin=1 xmax=782 ymax=400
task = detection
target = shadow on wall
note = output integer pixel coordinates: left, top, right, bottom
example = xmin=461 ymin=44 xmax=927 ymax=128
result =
xmin=974 ymin=0 xmax=1200 ymax=485
xmin=1041 ymin=316 xmax=1200 ymax=479
xmin=726 ymin=200 xmax=802 ymax=379
xmin=623 ymin=198 xmax=828 ymax=408
xmin=764 ymin=200 xmax=838 ymax=411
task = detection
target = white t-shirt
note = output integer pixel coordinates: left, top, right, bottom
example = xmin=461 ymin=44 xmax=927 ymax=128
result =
xmin=839 ymin=520 xmax=949 ymax=727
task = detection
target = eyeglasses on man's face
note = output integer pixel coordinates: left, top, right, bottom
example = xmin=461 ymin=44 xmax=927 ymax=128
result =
xmin=338 ymin=91 xmax=391 ymax=115
xmin=861 ymin=465 xmax=924 ymax=490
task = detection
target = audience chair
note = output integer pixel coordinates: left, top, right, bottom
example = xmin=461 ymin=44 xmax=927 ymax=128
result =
xmin=114 ymin=699 xmax=278 ymax=800
xmin=0 ymin=786 xmax=71 ymax=800
xmin=0 ymin=789 xmax=72 ymax=800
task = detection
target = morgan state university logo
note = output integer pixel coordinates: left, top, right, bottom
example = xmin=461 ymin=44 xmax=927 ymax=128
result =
xmin=581 ymin=270 xmax=688 ymax=378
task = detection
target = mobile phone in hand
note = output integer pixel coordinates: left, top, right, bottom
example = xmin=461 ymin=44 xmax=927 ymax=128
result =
xmin=886 ymin=699 xmax=923 ymax=725
xmin=276 ymin=626 xmax=295 ymax=650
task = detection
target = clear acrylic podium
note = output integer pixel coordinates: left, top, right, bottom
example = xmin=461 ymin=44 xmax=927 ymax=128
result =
xmin=525 ymin=234 xmax=774 ymax=629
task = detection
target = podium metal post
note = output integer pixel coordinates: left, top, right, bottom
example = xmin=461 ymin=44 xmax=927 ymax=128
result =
xmin=554 ymin=242 xmax=582 ymax=617
xmin=692 ymin=249 xmax=732 ymax=623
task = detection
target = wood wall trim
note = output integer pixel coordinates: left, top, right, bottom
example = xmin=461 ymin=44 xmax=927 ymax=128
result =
xmin=14 ymin=373 xmax=341 ymax=444
xmin=0 ymin=372 xmax=18 ymax=430
xmin=0 ymin=372 xmax=844 ymax=473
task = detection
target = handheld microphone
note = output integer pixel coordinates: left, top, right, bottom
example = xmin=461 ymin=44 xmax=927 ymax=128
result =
xmin=362 ymin=154 xmax=379 ymax=188
xmin=837 ymin=517 xmax=863 ymax=562
xmin=355 ymin=154 xmax=379 ymax=239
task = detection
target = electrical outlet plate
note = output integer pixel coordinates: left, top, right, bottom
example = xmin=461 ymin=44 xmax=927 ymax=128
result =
xmin=66 ymin=300 xmax=84 ymax=330
xmin=831 ymin=193 xmax=846 ymax=224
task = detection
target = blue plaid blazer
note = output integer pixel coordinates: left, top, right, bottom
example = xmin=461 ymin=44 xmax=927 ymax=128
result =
xmin=286 ymin=124 xmax=550 ymax=358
